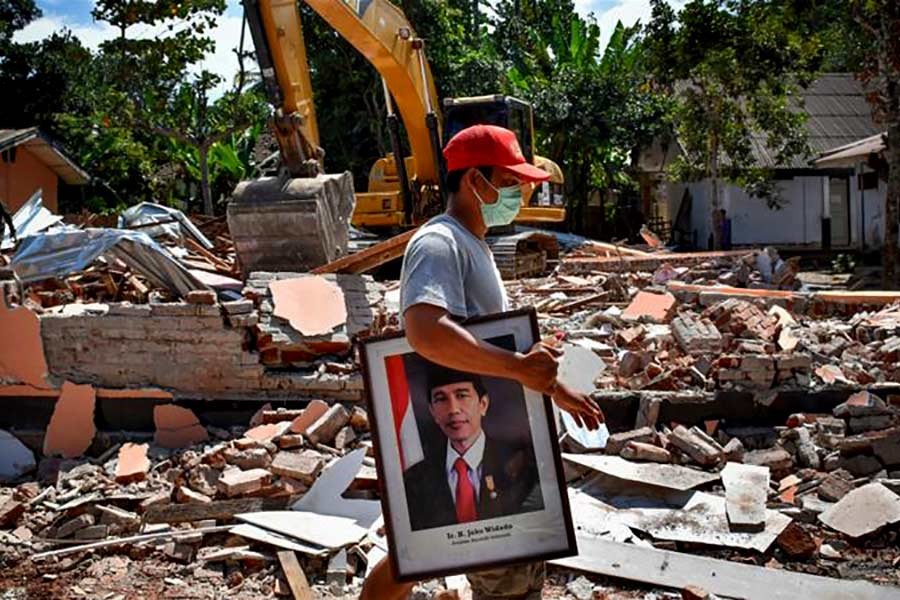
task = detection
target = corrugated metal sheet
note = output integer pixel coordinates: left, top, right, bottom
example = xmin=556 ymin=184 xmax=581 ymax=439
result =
xmin=815 ymin=133 xmax=886 ymax=167
xmin=10 ymin=228 xmax=209 ymax=296
xmin=750 ymin=74 xmax=881 ymax=169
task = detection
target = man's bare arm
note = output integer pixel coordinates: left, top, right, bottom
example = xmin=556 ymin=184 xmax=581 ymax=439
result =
xmin=404 ymin=303 xmax=558 ymax=393
xmin=405 ymin=303 xmax=605 ymax=429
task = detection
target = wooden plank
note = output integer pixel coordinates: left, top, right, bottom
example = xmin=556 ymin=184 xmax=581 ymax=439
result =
xmin=550 ymin=292 xmax=609 ymax=313
xmin=561 ymin=250 xmax=751 ymax=274
xmin=312 ymin=228 xmax=417 ymax=275
xmin=552 ymin=536 xmax=900 ymax=600
xmin=31 ymin=525 xmax=232 ymax=561
xmin=277 ymin=550 xmax=314 ymax=600
xmin=184 ymin=238 xmax=233 ymax=274
xmin=143 ymin=497 xmax=292 ymax=524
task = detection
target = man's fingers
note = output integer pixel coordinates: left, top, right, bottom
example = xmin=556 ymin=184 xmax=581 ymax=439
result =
xmin=581 ymin=394 xmax=602 ymax=417
xmin=540 ymin=343 xmax=564 ymax=358
xmin=570 ymin=412 xmax=584 ymax=429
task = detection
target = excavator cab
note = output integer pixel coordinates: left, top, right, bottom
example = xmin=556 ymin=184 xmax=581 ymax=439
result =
xmin=442 ymin=95 xmax=566 ymax=223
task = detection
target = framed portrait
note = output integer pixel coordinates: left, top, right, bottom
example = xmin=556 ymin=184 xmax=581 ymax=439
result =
xmin=359 ymin=308 xmax=577 ymax=581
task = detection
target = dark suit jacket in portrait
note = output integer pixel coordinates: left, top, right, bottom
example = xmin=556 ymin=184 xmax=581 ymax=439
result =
xmin=403 ymin=436 xmax=544 ymax=531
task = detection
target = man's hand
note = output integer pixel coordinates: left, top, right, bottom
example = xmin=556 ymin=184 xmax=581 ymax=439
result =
xmin=515 ymin=342 xmax=562 ymax=394
xmin=551 ymin=381 xmax=605 ymax=430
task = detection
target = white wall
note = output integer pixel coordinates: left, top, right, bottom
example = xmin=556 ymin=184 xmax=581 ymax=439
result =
xmin=659 ymin=171 xmax=889 ymax=250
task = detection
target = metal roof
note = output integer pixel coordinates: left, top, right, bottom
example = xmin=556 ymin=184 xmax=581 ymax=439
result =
xmin=814 ymin=132 xmax=887 ymax=167
xmin=751 ymin=74 xmax=881 ymax=169
xmin=0 ymin=128 xmax=90 ymax=185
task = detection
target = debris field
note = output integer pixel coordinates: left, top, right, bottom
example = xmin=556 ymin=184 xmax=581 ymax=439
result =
xmin=1 ymin=199 xmax=899 ymax=599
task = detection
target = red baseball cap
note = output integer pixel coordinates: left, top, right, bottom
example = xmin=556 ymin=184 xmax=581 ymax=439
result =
xmin=443 ymin=124 xmax=551 ymax=183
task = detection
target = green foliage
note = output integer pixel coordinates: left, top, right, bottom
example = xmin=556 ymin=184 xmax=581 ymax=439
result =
xmin=640 ymin=0 xmax=850 ymax=247
xmin=646 ymin=0 xmax=824 ymax=219
xmin=0 ymin=0 xmax=40 ymax=43
xmin=0 ymin=32 xmax=94 ymax=134
xmin=831 ymin=253 xmax=857 ymax=274
xmin=494 ymin=2 xmax=670 ymax=227
xmin=7 ymin=0 xmax=855 ymax=235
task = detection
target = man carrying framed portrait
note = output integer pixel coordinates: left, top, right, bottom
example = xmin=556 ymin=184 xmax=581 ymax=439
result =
xmin=360 ymin=124 xmax=604 ymax=600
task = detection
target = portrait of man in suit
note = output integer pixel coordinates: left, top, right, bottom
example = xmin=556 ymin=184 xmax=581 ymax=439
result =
xmin=403 ymin=362 xmax=544 ymax=531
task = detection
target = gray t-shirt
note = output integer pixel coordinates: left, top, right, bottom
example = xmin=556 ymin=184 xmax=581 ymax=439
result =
xmin=400 ymin=214 xmax=508 ymax=319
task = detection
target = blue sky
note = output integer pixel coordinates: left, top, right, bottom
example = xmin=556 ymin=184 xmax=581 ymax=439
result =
xmin=16 ymin=0 xmax=678 ymax=96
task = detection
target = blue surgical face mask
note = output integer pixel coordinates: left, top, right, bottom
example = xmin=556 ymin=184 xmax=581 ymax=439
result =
xmin=472 ymin=172 xmax=522 ymax=228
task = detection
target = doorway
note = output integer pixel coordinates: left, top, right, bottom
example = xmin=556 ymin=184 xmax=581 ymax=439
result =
xmin=829 ymin=177 xmax=851 ymax=247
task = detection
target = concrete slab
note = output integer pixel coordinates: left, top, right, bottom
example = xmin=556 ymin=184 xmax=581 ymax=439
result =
xmin=235 ymin=510 xmax=366 ymax=549
xmin=819 ymin=483 xmax=900 ymax=538
xmin=721 ymin=462 xmax=769 ymax=532
xmin=562 ymin=453 xmax=719 ymax=491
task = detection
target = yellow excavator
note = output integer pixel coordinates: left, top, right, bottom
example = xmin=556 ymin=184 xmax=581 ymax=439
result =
xmin=229 ymin=0 xmax=565 ymax=273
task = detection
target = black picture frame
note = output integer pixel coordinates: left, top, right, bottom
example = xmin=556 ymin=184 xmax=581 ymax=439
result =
xmin=359 ymin=307 xmax=577 ymax=582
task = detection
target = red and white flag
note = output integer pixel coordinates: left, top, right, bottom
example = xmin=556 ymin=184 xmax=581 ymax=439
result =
xmin=385 ymin=355 xmax=424 ymax=471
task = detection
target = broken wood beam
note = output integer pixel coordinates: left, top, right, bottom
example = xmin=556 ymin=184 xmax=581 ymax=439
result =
xmin=578 ymin=240 xmax=654 ymax=258
xmin=552 ymin=535 xmax=898 ymax=600
xmin=560 ymin=250 xmax=751 ymax=274
xmin=550 ymin=292 xmax=609 ymax=313
xmin=31 ymin=525 xmax=232 ymax=561
xmin=143 ymin=497 xmax=293 ymax=524
xmin=312 ymin=228 xmax=418 ymax=275
xmin=277 ymin=550 xmax=314 ymax=600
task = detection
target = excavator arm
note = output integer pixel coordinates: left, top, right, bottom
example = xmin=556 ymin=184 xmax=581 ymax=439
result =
xmin=242 ymin=0 xmax=322 ymax=177
xmin=304 ymin=0 xmax=443 ymax=187
xmin=238 ymin=0 xmax=563 ymax=237
xmin=243 ymin=0 xmax=441 ymax=188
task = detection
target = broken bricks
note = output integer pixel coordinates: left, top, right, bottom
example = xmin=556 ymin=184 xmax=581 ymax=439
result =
xmin=217 ymin=468 xmax=273 ymax=498
xmin=669 ymin=426 xmax=722 ymax=467
xmin=269 ymin=450 xmax=324 ymax=485
xmin=115 ymin=443 xmax=150 ymax=484
xmin=305 ymin=404 xmax=350 ymax=446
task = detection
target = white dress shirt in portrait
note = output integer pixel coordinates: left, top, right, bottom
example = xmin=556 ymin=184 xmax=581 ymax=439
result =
xmin=444 ymin=430 xmax=486 ymax=506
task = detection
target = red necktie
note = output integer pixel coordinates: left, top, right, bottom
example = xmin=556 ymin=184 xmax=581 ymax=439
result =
xmin=453 ymin=457 xmax=477 ymax=523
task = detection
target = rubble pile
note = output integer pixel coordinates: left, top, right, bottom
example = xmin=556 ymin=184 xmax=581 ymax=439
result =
xmin=507 ymin=272 xmax=900 ymax=393
xmin=0 ymin=403 xmax=382 ymax=598
xmin=599 ymin=390 xmax=899 ymax=480
xmin=559 ymin=387 xmax=900 ymax=584
xmin=3 ymin=200 xmax=900 ymax=598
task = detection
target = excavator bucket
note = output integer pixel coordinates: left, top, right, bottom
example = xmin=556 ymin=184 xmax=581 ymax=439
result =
xmin=227 ymin=172 xmax=356 ymax=277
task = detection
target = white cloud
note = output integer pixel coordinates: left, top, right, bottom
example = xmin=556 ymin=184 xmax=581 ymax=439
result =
xmin=194 ymin=12 xmax=245 ymax=97
xmin=13 ymin=3 xmax=245 ymax=99
xmin=14 ymin=13 xmax=117 ymax=50
xmin=576 ymin=0 xmax=685 ymax=50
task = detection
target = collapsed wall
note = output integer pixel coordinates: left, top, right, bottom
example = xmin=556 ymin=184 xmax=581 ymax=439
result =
xmin=6 ymin=273 xmax=384 ymax=403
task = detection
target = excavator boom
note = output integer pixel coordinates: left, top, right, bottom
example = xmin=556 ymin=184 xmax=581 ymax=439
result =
xmin=230 ymin=0 xmax=565 ymax=275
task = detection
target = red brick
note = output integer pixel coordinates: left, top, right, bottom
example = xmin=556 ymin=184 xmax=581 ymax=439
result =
xmin=289 ymin=399 xmax=330 ymax=434
xmin=622 ymin=291 xmax=677 ymax=323
xmin=270 ymin=451 xmax=324 ymax=485
xmin=0 ymin=499 xmax=24 ymax=527
xmin=115 ymin=443 xmax=150 ymax=484
xmin=776 ymin=522 xmax=817 ymax=558
xmin=217 ymin=468 xmax=273 ymax=497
